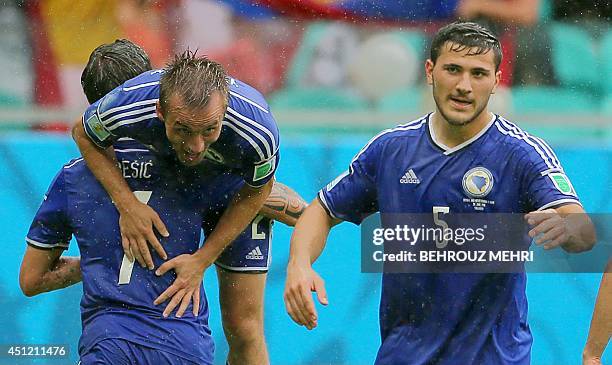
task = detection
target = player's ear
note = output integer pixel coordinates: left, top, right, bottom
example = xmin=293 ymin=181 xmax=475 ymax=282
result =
xmin=491 ymin=70 xmax=502 ymax=94
xmin=425 ymin=59 xmax=434 ymax=85
xmin=156 ymin=100 xmax=164 ymax=122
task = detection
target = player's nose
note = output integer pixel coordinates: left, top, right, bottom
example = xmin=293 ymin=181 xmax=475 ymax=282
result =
xmin=186 ymin=135 xmax=206 ymax=154
xmin=456 ymin=73 xmax=473 ymax=94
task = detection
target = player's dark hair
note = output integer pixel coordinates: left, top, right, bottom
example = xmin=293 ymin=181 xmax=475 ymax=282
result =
xmin=81 ymin=39 xmax=152 ymax=104
xmin=430 ymin=21 xmax=502 ymax=71
xmin=159 ymin=50 xmax=229 ymax=116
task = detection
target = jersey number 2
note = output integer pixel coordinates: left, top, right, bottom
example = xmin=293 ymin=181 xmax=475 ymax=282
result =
xmin=118 ymin=191 xmax=152 ymax=285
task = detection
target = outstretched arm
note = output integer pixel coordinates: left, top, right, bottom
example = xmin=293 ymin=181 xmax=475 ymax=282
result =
xmin=259 ymin=182 xmax=308 ymax=226
xmin=583 ymin=261 xmax=612 ymax=365
xmin=19 ymin=246 xmax=81 ymax=297
xmin=525 ymin=204 xmax=596 ymax=253
xmin=284 ymin=199 xmax=341 ymax=330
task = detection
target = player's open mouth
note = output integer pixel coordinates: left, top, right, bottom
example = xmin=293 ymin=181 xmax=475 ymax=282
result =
xmin=184 ymin=153 xmax=200 ymax=162
xmin=449 ymin=97 xmax=472 ymax=109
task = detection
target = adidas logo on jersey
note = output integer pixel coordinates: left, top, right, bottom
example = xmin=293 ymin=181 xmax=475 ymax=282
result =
xmin=400 ymin=169 xmax=420 ymax=184
xmin=246 ymin=246 xmax=264 ymax=260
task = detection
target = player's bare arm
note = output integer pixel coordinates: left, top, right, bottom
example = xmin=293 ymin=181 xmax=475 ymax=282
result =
xmin=260 ymin=182 xmax=308 ymax=226
xmin=285 ymin=199 xmax=340 ymax=330
xmin=72 ymin=119 xmax=169 ymax=270
xmin=583 ymin=260 xmax=612 ymax=365
xmin=19 ymin=246 xmax=81 ymax=297
xmin=154 ymin=179 xmax=274 ymax=317
xmin=525 ymin=204 xmax=596 ymax=253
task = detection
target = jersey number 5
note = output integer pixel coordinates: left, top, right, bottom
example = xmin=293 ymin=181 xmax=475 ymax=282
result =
xmin=118 ymin=191 xmax=152 ymax=285
xmin=433 ymin=206 xmax=450 ymax=249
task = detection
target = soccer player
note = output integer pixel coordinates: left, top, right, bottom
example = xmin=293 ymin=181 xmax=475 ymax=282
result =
xmin=20 ymin=147 xmax=217 ymax=364
xmin=284 ymin=22 xmax=596 ymax=364
xmin=583 ymin=260 xmax=611 ymax=365
xmin=72 ymin=49 xmax=280 ymax=335
xmin=78 ymin=39 xmax=304 ymax=364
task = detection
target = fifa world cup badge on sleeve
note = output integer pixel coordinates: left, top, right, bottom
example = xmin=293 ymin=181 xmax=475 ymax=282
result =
xmin=548 ymin=172 xmax=576 ymax=196
xmin=85 ymin=114 xmax=111 ymax=141
xmin=253 ymin=157 xmax=276 ymax=182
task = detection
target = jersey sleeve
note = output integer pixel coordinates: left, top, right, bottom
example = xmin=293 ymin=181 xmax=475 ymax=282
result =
xmin=26 ymin=169 xmax=72 ymax=250
xmin=318 ymin=138 xmax=380 ymax=224
xmin=82 ymin=86 xmax=159 ymax=149
xmin=225 ymin=84 xmax=280 ymax=187
xmin=242 ymin=152 xmax=279 ymax=187
xmin=521 ymin=143 xmax=581 ymax=211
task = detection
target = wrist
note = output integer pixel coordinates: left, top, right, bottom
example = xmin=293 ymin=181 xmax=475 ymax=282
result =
xmin=113 ymin=193 xmax=139 ymax=212
xmin=193 ymin=249 xmax=216 ymax=270
xmin=288 ymin=256 xmax=311 ymax=269
xmin=583 ymin=340 xmax=604 ymax=359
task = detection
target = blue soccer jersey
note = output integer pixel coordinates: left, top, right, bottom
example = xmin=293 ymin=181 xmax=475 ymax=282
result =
xmin=319 ymin=113 xmax=581 ymax=365
xmin=82 ymin=70 xmax=280 ymax=187
xmin=26 ymin=145 xmax=215 ymax=364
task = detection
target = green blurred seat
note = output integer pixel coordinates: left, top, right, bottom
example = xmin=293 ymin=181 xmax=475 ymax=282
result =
xmin=549 ymin=22 xmax=600 ymax=92
xmin=269 ymin=87 xmax=368 ymax=110
xmin=601 ymin=95 xmax=612 ymax=115
xmin=600 ymin=30 xmax=612 ymax=96
xmin=0 ymin=91 xmax=30 ymax=131
xmin=376 ymin=87 xmax=423 ymax=113
xmin=511 ymin=86 xmax=599 ymax=114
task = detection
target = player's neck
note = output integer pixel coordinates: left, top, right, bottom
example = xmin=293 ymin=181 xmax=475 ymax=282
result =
xmin=431 ymin=110 xmax=493 ymax=149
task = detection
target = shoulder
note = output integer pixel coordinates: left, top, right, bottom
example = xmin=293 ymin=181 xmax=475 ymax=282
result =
xmin=94 ymin=70 xmax=161 ymax=124
xmin=223 ymin=77 xmax=279 ymax=161
xmin=225 ymin=77 xmax=277 ymax=134
xmin=491 ymin=115 xmax=563 ymax=172
xmin=227 ymin=77 xmax=270 ymax=114
xmin=356 ymin=114 xmax=429 ymax=158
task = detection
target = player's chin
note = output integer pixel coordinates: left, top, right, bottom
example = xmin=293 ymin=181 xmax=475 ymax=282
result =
xmin=444 ymin=111 xmax=475 ymax=126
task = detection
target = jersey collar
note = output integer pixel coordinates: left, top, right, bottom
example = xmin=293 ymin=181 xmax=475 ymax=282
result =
xmin=428 ymin=112 xmax=497 ymax=155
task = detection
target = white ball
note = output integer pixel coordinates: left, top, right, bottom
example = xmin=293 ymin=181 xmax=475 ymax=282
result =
xmin=348 ymin=33 xmax=419 ymax=101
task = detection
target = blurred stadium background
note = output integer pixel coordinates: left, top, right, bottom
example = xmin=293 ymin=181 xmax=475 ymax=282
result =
xmin=0 ymin=0 xmax=610 ymax=364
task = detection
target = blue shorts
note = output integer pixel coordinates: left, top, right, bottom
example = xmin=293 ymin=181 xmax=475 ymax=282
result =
xmin=79 ymin=338 xmax=201 ymax=365
xmin=200 ymin=173 xmax=273 ymax=273
xmin=214 ymin=214 xmax=273 ymax=272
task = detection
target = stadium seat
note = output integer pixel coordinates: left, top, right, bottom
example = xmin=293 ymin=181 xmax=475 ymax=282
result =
xmin=549 ymin=22 xmax=600 ymax=92
xmin=600 ymin=30 xmax=612 ymax=96
xmin=602 ymin=95 xmax=612 ymax=115
xmin=268 ymin=87 xmax=368 ymax=110
xmin=376 ymin=87 xmax=424 ymax=113
xmin=284 ymin=21 xmax=359 ymax=89
xmin=511 ymin=86 xmax=599 ymax=113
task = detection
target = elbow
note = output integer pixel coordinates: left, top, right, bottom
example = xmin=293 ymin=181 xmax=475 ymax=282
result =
xmin=562 ymin=237 xmax=596 ymax=254
xmin=19 ymin=273 xmax=40 ymax=297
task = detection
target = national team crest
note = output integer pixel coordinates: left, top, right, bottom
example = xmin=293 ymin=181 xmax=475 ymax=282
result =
xmin=462 ymin=167 xmax=494 ymax=198
xmin=204 ymin=148 xmax=224 ymax=164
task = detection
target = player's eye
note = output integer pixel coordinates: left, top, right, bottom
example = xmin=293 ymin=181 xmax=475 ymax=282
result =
xmin=472 ymin=70 xmax=487 ymax=78
xmin=445 ymin=66 xmax=460 ymax=74
xmin=203 ymin=127 xmax=216 ymax=136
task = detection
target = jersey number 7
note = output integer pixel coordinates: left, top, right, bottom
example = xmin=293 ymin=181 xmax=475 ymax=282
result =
xmin=118 ymin=191 xmax=153 ymax=285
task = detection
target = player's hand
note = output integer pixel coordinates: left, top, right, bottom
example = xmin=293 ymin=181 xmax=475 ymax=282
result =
xmin=525 ymin=209 xmax=570 ymax=250
xmin=119 ymin=199 xmax=169 ymax=270
xmin=154 ymin=254 xmax=205 ymax=318
xmin=284 ymin=262 xmax=328 ymax=330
